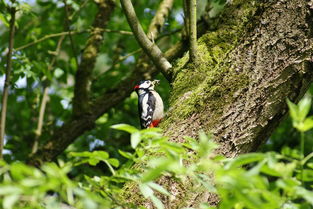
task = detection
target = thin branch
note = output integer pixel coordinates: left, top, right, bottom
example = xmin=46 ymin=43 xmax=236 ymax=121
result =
xmin=69 ymin=0 xmax=89 ymax=20
xmin=116 ymin=48 xmax=142 ymax=63
xmin=147 ymin=0 xmax=174 ymax=41
xmin=120 ymin=0 xmax=172 ymax=81
xmin=0 ymin=3 xmax=16 ymax=159
xmin=15 ymin=29 xmax=132 ymax=51
xmin=31 ymin=35 xmax=65 ymax=154
xmin=63 ymin=0 xmax=79 ymax=67
xmin=15 ymin=31 xmax=85 ymax=51
xmin=189 ymin=0 xmax=198 ymax=62
xmin=72 ymin=0 xmax=115 ymax=117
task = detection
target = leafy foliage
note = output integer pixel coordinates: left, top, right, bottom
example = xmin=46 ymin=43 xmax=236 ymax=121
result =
xmin=0 ymin=96 xmax=312 ymax=208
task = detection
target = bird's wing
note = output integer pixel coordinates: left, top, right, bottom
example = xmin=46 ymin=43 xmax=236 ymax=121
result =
xmin=140 ymin=92 xmax=156 ymax=128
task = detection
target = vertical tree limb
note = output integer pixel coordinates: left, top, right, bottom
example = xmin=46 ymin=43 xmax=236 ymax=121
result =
xmin=72 ymin=0 xmax=115 ymax=117
xmin=189 ymin=0 xmax=197 ymax=62
xmin=0 ymin=3 xmax=16 ymax=159
xmin=120 ymin=0 xmax=173 ymax=81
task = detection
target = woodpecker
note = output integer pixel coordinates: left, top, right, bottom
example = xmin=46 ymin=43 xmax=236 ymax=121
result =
xmin=134 ymin=80 xmax=164 ymax=129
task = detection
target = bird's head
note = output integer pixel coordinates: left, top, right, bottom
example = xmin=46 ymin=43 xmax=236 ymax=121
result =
xmin=134 ymin=80 xmax=160 ymax=93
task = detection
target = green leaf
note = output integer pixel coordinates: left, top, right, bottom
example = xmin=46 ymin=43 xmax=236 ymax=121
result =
xmin=118 ymin=150 xmax=134 ymax=159
xmin=111 ymin=124 xmax=139 ymax=134
xmin=297 ymin=95 xmax=312 ymax=121
xmin=150 ymin=195 xmax=164 ymax=209
xmin=297 ymin=169 xmax=313 ymax=182
xmin=131 ymin=132 xmax=141 ymax=149
xmin=260 ymin=164 xmax=282 ymax=177
xmin=225 ymin=153 xmax=265 ymax=169
xmin=297 ymin=116 xmax=313 ymax=132
xmin=3 ymin=194 xmax=19 ymax=209
xmin=93 ymin=151 xmax=109 ymax=160
xmin=88 ymin=158 xmax=100 ymax=166
xmin=0 ymin=186 xmax=22 ymax=195
xmin=107 ymin=158 xmax=119 ymax=167
xmin=142 ymin=158 xmax=172 ymax=182
xmin=0 ymin=13 xmax=9 ymax=27
xmin=147 ymin=182 xmax=171 ymax=196
xmin=287 ymin=99 xmax=299 ymax=122
xmin=70 ymin=151 xmax=93 ymax=157
xmin=139 ymin=183 xmax=154 ymax=198
xmin=295 ymin=187 xmax=313 ymax=204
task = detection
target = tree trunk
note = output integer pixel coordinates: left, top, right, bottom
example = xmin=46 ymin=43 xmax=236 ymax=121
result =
xmin=126 ymin=0 xmax=313 ymax=207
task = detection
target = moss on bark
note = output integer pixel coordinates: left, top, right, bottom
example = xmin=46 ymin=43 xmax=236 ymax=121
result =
xmin=123 ymin=0 xmax=313 ymax=207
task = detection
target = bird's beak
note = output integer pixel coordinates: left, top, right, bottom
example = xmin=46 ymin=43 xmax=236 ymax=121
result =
xmin=152 ymin=80 xmax=160 ymax=86
xmin=134 ymin=85 xmax=139 ymax=90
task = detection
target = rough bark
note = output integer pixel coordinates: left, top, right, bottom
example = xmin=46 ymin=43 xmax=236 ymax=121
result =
xmin=125 ymin=0 xmax=313 ymax=207
xmin=72 ymin=0 xmax=115 ymax=117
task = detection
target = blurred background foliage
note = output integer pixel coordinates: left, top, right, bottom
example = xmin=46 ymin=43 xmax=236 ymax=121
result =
xmin=0 ymin=0 xmax=178 ymax=162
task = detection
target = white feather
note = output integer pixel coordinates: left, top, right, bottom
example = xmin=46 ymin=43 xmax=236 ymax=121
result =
xmin=151 ymin=91 xmax=164 ymax=120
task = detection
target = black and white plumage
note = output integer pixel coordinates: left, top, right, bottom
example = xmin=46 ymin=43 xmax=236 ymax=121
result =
xmin=134 ymin=80 xmax=164 ymax=129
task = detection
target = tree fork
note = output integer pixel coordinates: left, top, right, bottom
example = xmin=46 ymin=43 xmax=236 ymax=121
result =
xmin=120 ymin=0 xmax=173 ymax=82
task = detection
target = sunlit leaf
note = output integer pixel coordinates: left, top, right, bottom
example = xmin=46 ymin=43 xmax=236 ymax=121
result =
xmin=107 ymin=158 xmax=119 ymax=168
xmin=225 ymin=153 xmax=265 ymax=169
xmin=150 ymin=195 xmax=164 ymax=209
xmin=3 ymin=194 xmax=19 ymax=209
xmin=111 ymin=124 xmax=139 ymax=134
xmin=139 ymin=183 xmax=154 ymax=198
xmin=287 ymin=99 xmax=299 ymax=122
xmin=147 ymin=182 xmax=171 ymax=196
xmin=297 ymin=95 xmax=312 ymax=121
xmin=131 ymin=132 xmax=141 ymax=149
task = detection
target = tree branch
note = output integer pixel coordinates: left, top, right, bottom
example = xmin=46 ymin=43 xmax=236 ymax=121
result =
xmin=15 ymin=31 xmax=85 ymax=51
xmin=72 ymin=0 xmax=115 ymax=117
xmin=15 ymin=29 xmax=132 ymax=51
xmin=0 ymin=3 xmax=16 ymax=159
xmin=189 ymin=0 xmax=197 ymax=62
xmin=147 ymin=0 xmax=174 ymax=41
xmin=31 ymin=35 xmax=65 ymax=154
xmin=120 ymin=0 xmax=172 ymax=82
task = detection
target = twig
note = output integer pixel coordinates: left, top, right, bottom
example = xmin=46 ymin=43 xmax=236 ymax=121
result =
xmin=116 ymin=48 xmax=142 ymax=63
xmin=120 ymin=0 xmax=172 ymax=81
xmin=15 ymin=29 xmax=132 ymax=51
xmin=189 ymin=0 xmax=197 ymax=62
xmin=63 ymin=0 xmax=79 ymax=67
xmin=69 ymin=0 xmax=89 ymax=20
xmin=0 ymin=3 xmax=16 ymax=159
xmin=31 ymin=36 xmax=65 ymax=154
xmin=15 ymin=31 xmax=85 ymax=51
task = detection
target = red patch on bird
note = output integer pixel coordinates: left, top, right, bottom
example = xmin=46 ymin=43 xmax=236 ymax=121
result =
xmin=134 ymin=85 xmax=139 ymax=90
xmin=149 ymin=119 xmax=161 ymax=128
